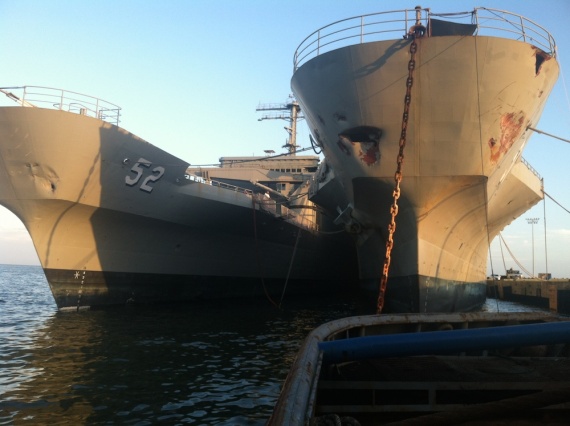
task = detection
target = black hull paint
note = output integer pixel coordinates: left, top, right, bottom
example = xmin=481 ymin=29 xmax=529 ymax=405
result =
xmin=45 ymin=268 xmax=358 ymax=310
xmin=360 ymin=275 xmax=487 ymax=313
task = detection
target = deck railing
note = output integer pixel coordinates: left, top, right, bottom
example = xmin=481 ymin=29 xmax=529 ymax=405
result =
xmin=0 ymin=86 xmax=121 ymax=126
xmin=185 ymin=174 xmax=254 ymax=196
xmin=521 ymin=156 xmax=542 ymax=181
xmin=185 ymin=174 xmax=318 ymax=231
xmin=294 ymin=7 xmax=556 ymax=71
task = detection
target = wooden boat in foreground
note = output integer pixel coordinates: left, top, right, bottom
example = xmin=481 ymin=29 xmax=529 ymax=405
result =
xmin=269 ymin=312 xmax=570 ymax=425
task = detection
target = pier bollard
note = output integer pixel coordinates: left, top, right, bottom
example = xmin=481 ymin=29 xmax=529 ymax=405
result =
xmin=549 ymin=284 xmax=558 ymax=311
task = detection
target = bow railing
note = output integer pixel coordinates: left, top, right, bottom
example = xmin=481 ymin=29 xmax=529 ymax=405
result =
xmin=0 ymin=86 xmax=121 ymax=126
xmin=294 ymin=7 xmax=556 ymax=71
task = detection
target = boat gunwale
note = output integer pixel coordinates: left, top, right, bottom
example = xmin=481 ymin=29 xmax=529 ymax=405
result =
xmin=268 ymin=311 xmax=564 ymax=425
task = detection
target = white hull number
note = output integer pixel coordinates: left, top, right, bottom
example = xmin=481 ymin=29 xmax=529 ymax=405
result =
xmin=125 ymin=158 xmax=165 ymax=192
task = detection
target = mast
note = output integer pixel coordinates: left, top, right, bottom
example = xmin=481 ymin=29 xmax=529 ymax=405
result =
xmin=257 ymin=96 xmax=303 ymax=155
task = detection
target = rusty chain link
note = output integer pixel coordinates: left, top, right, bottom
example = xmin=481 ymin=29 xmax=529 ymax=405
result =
xmin=377 ymin=35 xmax=419 ymax=314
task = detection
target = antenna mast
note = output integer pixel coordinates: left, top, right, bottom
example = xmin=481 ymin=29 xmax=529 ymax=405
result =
xmin=256 ymin=96 xmax=303 ymax=155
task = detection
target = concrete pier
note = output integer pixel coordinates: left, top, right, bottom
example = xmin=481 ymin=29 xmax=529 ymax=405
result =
xmin=487 ymin=279 xmax=570 ymax=314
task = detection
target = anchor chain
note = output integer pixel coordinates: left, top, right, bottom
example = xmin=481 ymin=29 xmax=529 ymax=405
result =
xmin=377 ymin=35 xmax=419 ymax=314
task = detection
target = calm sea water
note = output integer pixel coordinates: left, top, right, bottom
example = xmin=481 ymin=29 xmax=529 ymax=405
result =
xmin=0 ymin=264 xmax=543 ymax=425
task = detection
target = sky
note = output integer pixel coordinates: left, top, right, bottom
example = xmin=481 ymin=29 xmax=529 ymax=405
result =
xmin=0 ymin=0 xmax=569 ymax=277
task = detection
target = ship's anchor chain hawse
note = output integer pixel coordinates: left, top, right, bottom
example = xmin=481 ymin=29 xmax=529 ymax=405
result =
xmin=377 ymin=22 xmax=424 ymax=314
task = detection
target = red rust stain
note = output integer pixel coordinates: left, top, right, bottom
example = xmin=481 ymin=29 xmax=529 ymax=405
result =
xmin=358 ymin=142 xmax=380 ymax=165
xmin=489 ymin=111 xmax=525 ymax=165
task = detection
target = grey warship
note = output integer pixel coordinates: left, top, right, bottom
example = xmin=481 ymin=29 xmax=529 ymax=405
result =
xmin=0 ymin=87 xmax=357 ymax=310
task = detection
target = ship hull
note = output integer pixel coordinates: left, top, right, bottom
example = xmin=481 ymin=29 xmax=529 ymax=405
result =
xmin=0 ymin=107 xmax=357 ymax=309
xmin=361 ymin=276 xmax=486 ymax=313
xmin=293 ymin=30 xmax=558 ymax=312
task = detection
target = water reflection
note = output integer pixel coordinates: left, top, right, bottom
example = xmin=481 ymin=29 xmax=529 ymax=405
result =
xmin=1 ymin=289 xmax=365 ymax=425
xmin=0 ymin=265 xmax=548 ymax=425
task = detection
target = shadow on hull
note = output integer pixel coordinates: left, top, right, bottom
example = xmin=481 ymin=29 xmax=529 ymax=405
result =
xmin=360 ymin=275 xmax=486 ymax=313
